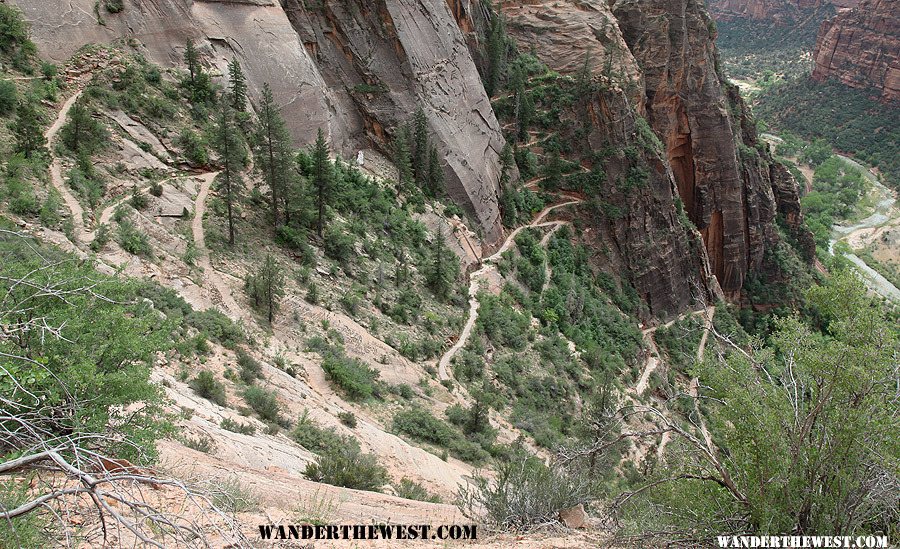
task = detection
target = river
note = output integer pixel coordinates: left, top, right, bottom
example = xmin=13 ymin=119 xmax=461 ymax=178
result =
xmin=761 ymin=133 xmax=900 ymax=302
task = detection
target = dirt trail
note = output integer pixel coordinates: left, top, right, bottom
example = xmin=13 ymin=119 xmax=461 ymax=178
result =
xmin=438 ymin=198 xmax=581 ymax=381
xmin=45 ymin=90 xmax=89 ymax=242
xmin=190 ymin=171 xmax=248 ymax=321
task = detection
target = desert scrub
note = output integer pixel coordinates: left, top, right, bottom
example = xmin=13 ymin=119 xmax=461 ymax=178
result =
xmin=189 ymin=370 xmax=227 ymax=407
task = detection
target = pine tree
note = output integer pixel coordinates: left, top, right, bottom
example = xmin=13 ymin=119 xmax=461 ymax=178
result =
xmin=499 ymin=142 xmax=514 ymax=188
xmin=211 ymin=105 xmax=245 ymax=245
xmin=254 ymin=83 xmax=291 ymax=229
xmin=246 ymin=254 xmax=285 ymax=323
xmin=311 ymin=128 xmax=331 ymax=238
xmin=12 ymin=98 xmax=45 ymax=158
xmin=423 ymin=226 xmax=460 ymax=300
xmin=412 ymin=107 xmax=428 ymax=187
xmin=392 ymin=125 xmax=413 ymax=191
xmin=228 ymin=58 xmax=247 ymax=112
xmin=426 ymin=145 xmax=444 ymax=197
xmin=183 ymin=39 xmax=199 ymax=89
xmin=60 ymin=100 xmax=107 ymax=155
xmin=484 ymin=4 xmax=509 ymax=97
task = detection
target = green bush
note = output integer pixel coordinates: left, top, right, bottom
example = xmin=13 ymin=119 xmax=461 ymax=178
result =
xmin=177 ymin=128 xmax=209 ymax=166
xmin=323 ymin=224 xmax=355 ymax=262
xmin=221 ymin=417 xmax=255 ymax=435
xmin=236 ymin=349 xmax=263 ymax=384
xmin=243 ymin=385 xmax=282 ymax=423
xmin=303 ymin=445 xmax=388 ymax=492
xmin=117 ymin=218 xmax=153 ymax=257
xmin=395 ymin=478 xmax=441 ymax=503
xmin=291 ymin=411 xmax=347 ymax=454
xmin=320 ymin=352 xmax=380 ymax=401
xmin=457 ymin=456 xmax=593 ymax=531
xmin=338 ymin=411 xmax=357 ymax=428
xmin=189 ymin=370 xmax=227 ymax=407
xmin=393 ymin=407 xmax=455 ymax=447
xmin=105 ymin=0 xmax=124 ymax=13
xmin=0 ymin=78 xmax=17 ymax=115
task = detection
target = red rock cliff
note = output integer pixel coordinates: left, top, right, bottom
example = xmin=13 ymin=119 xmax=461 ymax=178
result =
xmin=708 ymin=0 xmax=858 ymax=23
xmin=812 ymin=0 xmax=900 ymax=101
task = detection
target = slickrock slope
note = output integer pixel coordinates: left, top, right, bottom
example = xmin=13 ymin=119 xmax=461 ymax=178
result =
xmin=13 ymin=0 xmax=507 ymax=246
xmin=813 ymin=0 xmax=900 ymax=101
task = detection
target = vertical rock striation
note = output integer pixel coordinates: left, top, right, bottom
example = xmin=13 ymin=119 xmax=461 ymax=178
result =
xmin=812 ymin=0 xmax=900 ymax=101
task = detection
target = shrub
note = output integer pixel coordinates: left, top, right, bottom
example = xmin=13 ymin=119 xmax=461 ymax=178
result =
xmin=276 ymin=225 xmax=316 ymax=266
xmin=189 ymin=370 xmax=227 ymax=407
xmin=177 ymin=128 xmax=209 ymax=166
xmin=303 ymin=446 xmax=388 ymax=492
xmin=129 ymin=186 xmax=149 ymax=210
xmin=220 ymin=417 xmax=255 ymax=435
xmin=181 ymin=433 xmax=216 ymax=454
xmin=338 ymin=411 xmax=357 ymax=428
xmin=243 ymin=385 xmax=282 ymax=423
xmin=456 ymin=457 xmax=593 ymax=531
xmin=236 ymin=349 xmax=263 ymax=384
xmin=207 ymin=476 xmax=258 ymax=513
xmin=105 ymin=0 xmax=124 ymax=13
xmin=321 ymin=352 xmax=380 ymax=401
xmin=149 ymin=180 xmax=163 ymax=197
xmin=0 ymin=78 xmax=17 ymax=115
xmin=291 ymin=411 xmax=347 ymax=454
xmin=116 ymin=218 xmax=152 ymax=257
xmin=393 ymin=408 xmax=455 ymax=447
xmin=0 ymin=479 xmax=48 ymax=548
xmin=323 ymin=224 xmax=355 ymax=262
xmin=185 ymin=308 xmax=244 ymax=348
xmin=89 ymin=223 xmax=111 ymax=251
xmin=395 ymin=478 xmax=441 ymax=503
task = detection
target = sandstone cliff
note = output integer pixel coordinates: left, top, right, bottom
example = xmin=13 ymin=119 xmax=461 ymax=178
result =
xmin=12 ymin=0 xmax=507 ymax=245
xmin=612 ymin=0 xmax=810 ymax=299
xmin=812 ymin=0 xmax=900 ymax=101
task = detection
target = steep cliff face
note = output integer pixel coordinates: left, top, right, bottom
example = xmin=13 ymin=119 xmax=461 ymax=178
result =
xmin=13 ymin=0 xmax=507 ymax=246
xmin=812 ymin=0 xmax=900 ymax=101
xmin=496 ymin=0 xmax=718 ymax=316
xmin=281 ymin=0 xmax=508 ymax=245
xmin=612 ymin=0 xmax=811 ymax=298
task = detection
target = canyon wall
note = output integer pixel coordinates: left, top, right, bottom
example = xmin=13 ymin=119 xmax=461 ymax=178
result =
xmin=11 ymin=0 xmax=811 ymax=315
xmin=812 ymin=0 xmax=900 ymax=101
xmin=12 ymin=0 xmax=507 ymax=245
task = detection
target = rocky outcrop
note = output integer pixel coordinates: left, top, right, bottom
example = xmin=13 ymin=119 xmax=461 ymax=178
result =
xmin=812 ymin=0 xmax=900 ymax=101
xmin=500 ymin=0 xmax=643 ymax=102
xmin=13 ymin=0 xmax=507 ymax=246
xmin=612 ymin=0 xmax=811 ymax=298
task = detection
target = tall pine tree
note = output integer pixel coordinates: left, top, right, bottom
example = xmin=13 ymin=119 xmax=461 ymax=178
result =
xmin=228 ymin=58 xmax=247 ymax=112
xmin=311 ymin=128 xmax=331 ymax=238
xmin=412 ymin=107 xmax=428 ymax=188
xmin=423 ymin=226 xmax=460 ymax=300
xmin=254 ymin=83 xmax=292 ymax=230
xmin=392 ymin=124 xmax=414 ymax=191
xmin=426 ymin=145 xmax=444 ymax=197
xmin=211 ymin=105 xmax=245 ymax=245
xmin=183 ymin=39 xmax=199 ymax=89
xmin=12 ymin=98 xmax=45 ymax=158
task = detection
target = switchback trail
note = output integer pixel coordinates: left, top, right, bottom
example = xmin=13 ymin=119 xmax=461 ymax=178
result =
xmin=438 ymin=197 xmax=582 ymax=381
xmin=45 ymin=90 xmax=88 ymax=243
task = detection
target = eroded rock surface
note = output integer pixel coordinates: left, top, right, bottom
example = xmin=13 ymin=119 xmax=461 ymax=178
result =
xmin=813 ymin=0 xmax=900 ymax=101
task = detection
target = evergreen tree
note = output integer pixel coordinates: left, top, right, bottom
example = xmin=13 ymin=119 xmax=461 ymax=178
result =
xmin=311 ymin=128 xmax=331 ymax=238
xmin=392 ymin=124 xmax=414 ymax=191
xmin=542 ymin=148 xmax=563 ymax=190
xmin=426 ymin=145 xmax=444 ymax=197
xmin=246 ymin=254 xmax=285 ymax=323
xmin=516 ymin=84 xmax=534 ymax=142
xmin=12 ymin=98 xmax=45 ymax=158
xmin=423 ymin=226 xmax=460 ymax=300
xmin=484 ymin=4 xmax=509 ymax=97
xmin=228 ymin=57 xmax=247 ymax=112
xmin=211 ymin=105 xmax=245 ymax=246
xmin=499 ymin=142 xmax=514 ymax=188
xmin=60 ymin=100 xmax=107 ymax=155
xmin=183 ymin=39 xmax=199 ymax=89
xmin=412 ymin=107 xmax=428 ymax=187
xmin=254 ymin=83 xmax=292 ymax=229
